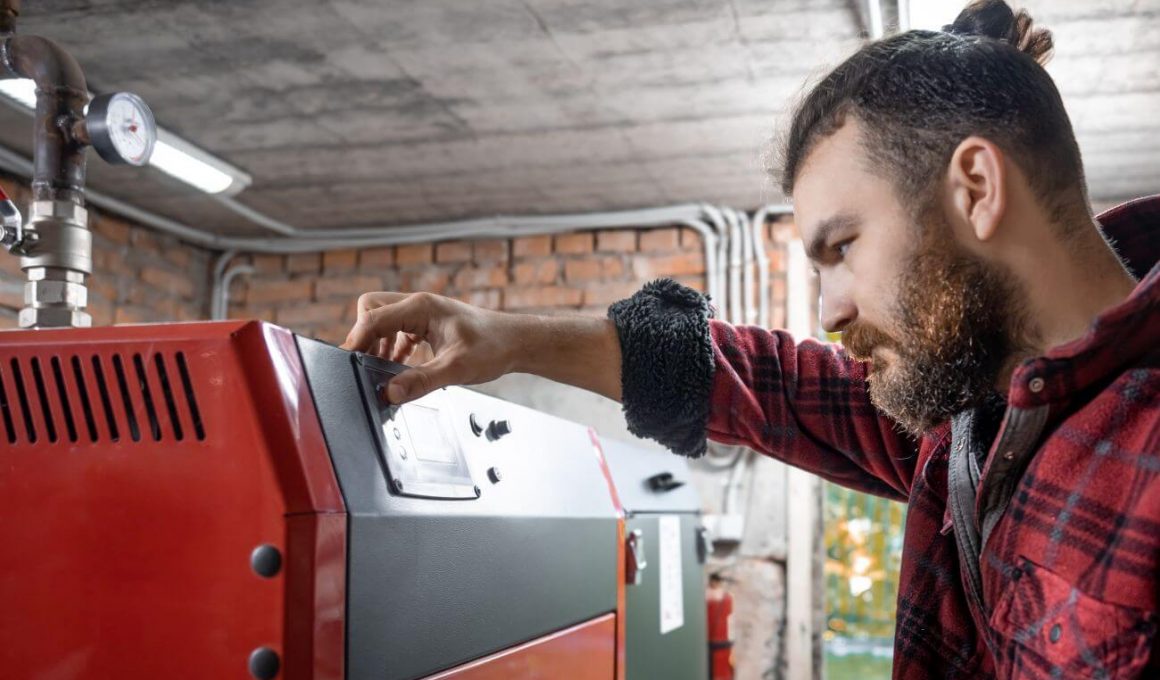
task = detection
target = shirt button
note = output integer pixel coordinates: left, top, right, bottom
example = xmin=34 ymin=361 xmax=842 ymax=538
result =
xmin=1003 ymin=450 xmax=1016 ymax=461
xmin=1029 ymin=377 xmax=1045 ymax=393
xmin=1049 ymin=623 xmax=1062 ymax=643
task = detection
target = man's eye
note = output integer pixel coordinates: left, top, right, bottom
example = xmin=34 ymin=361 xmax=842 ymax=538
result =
xmin=835 ymin=241 xmax=852 ymax=258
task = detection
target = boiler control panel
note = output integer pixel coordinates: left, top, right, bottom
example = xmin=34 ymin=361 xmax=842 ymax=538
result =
xmin=353 ymin=353 xmax=479 ymax=500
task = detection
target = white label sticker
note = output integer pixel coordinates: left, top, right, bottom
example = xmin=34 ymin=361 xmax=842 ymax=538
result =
xmin=658 ymin=515 xmax=684 ymax=634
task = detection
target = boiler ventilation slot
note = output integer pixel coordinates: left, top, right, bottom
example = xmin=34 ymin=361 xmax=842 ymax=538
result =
xmin=0 ymin=351 xmax=205 ymax=445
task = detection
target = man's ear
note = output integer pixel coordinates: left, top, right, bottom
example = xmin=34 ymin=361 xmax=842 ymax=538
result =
xmin=947 ymin=136 xmax=1007 ymax=243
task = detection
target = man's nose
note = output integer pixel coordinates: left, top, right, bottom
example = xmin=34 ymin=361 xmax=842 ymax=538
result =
xmin=819 ymin=279 xmax=856 ymax=334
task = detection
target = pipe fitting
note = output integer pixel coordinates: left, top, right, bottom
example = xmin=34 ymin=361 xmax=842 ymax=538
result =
xmin=2 ymin=35 xmax=89 ymax=204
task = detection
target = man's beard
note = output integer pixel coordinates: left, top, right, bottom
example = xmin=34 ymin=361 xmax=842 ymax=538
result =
xmin=842 ymin=214 xmax=1031 ymax=436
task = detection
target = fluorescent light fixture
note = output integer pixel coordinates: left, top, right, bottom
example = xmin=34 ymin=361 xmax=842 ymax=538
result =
xmin=906 ymin=0 xmax=964 ymax=31
xmin=0 ymin=78 xmax=36 ymax=108
xmin=151 ymin=130 xmax=248 ymax=195
xmin=0 ymin=77 xmax=251 ymax=195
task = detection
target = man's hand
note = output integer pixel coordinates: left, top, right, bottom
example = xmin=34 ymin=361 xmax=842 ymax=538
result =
xmin=341 ymin=291 xmax=623 ymax=404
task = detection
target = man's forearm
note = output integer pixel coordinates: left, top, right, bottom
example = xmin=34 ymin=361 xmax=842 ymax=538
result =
xmin=507 ymin=314 xmax=622 ymax=402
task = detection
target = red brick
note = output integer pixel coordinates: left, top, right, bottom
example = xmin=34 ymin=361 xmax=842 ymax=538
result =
xmin=435 ymin=241 xmax=472 ymax=263
xmin=596 ymin=230 xmax=636 ymax=252
xmin=88 ymin=297 xmax=115 ymax=326
xmin=632 ymin=252 xmax=705 ymax=279
xmin=603 ymin=257 xmax=625 ymax=279
xmin=511 ymin=259 xmax=559 ymax=286
xmin=246 ymin=277 xmax=314 ymax=305
xmin=93 ymin=216 xmax=131 ymax=245
xmin=275 ymin=302 xmax=351 ymax=328
xmin=564 ymin=258 xmax=605 ymax=283
xmin=286 ymin=253 xmax=321 ymax=275
xmin=554 ymin=232 xmax=593 ymax=255
xmin=163 ymin=244 xmax=194 ymax=270
xmin=230 ymin=303 xmax=275 ymax=322
xmin=396 ymin=244 xmax=433 ymax=266
xmin=504 ymin=286 xmax=583 ymax=310
xmin=639 ymin=228 xmax=680 ymax=252
xmin=315 ymin=274 xmax=383 ymax=300
xmin=140 ymin=265 xmax=196 ymax=300
xmin=401 ymin=268 xmax=452 ymax=292
xmin=0 ymin=248 xmax=22 ymax=277
xmin=473 ymin=240 xmax=509 ymax=263
xmin=672 ymin=275 xmax=706 ymax=293
xmin=513 ymin=235 xmax=551 ymax=258
xmin=175 ymin=304 xmax=204 ymax=322
xmin=251 ymin=254 xmax=285 ymax=274
xmin=454 ymin=265 xmax=507 ymax=290
xmin=680 ymin=228 xmax=703 ymax=249
xmin=315 ymin=324 xmax=354 ymax=346
xmin=146 ymin=297 xmax=181 ymax=320
xmin=90 ymin=277 xmax=120 ymax=305
xmin=131 ymin=228 xmax=162 ymax=257
xmin=114 ymin=305 xmax=154 ymax=325
xmin=0 ymin=277 xmax=21 ymax=309
xmin=359 ymin=247 xmax=394 ymax=270
xmin=323 ymin=249 xmax=358 ymax=273
xmin=454 ymin=289 xmax=502 ymax=309
xmin=581 ymin=281 xmax=640 ymax=307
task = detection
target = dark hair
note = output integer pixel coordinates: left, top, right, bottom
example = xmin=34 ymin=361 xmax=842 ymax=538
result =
xmin=780 ymin=1 xmax=1087 ymax=225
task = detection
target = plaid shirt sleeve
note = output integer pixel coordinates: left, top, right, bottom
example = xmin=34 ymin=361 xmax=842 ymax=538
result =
xmin=707 ymin=320 xmax=921 ymax=501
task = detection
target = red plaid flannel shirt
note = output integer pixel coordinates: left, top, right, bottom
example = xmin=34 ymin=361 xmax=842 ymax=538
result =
xmin=706 ymin=196 xmax=1160 ymax=678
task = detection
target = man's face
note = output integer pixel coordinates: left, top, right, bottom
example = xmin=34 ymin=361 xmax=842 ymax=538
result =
xmin=792 ymin=120 xmax=1029 ymax=434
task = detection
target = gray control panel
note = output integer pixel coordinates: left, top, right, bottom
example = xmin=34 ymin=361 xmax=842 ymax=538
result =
xmin=353 ymin=353 xmax=479 ymax=500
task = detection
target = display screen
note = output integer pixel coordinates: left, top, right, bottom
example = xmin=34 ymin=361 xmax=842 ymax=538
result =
xmin=404 ymin=404 xmax=458 ymax=465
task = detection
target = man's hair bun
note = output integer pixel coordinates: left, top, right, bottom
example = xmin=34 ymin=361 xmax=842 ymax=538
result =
xmin=944 ymin=0 xmax=1054 ymax=65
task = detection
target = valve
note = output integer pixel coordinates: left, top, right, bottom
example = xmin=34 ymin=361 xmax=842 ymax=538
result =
xmin=0 ymin=185 xmax=25 ymax=253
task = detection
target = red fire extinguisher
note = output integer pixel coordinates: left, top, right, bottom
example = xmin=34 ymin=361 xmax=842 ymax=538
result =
xmin=707 ymin=572 xmax=734 ymax=680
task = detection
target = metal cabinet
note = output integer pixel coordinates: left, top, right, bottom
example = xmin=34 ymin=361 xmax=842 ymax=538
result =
xmin=601 ymin=437 xmax=709 ymax=680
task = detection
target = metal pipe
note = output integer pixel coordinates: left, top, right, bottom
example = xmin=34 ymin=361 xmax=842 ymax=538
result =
xmin=0 ymin=0 xmax=19 ymax=38
xmin=699 ymin=203 xmax=730 ymax=319
xmin=1 ymin=30 xmax=95 ymax=328
xmin=0 ymin=141 xmax=783 ymax=323
xmin=737 ymin=208 xmax=757 ymax=326
xmin=208 ymin=249 xmax=238 ymax=320
xmin=726 ymin=209 xmax=744 ymax=324
xmin=676 ymin=218 xmax=720 ymax=305
xmin=750 ymin=204 xmax=793 ymax=328
xmin=213 ymin=263 xmax=253 ymax=321
xmin=2 ymin=35 xmax=88 ymax=204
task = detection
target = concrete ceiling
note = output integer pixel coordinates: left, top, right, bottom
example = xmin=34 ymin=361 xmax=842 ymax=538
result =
xmin=2 ymin=0 xmax=1157 ymax=237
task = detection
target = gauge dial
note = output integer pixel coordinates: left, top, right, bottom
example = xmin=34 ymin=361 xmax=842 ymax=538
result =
xmin=86 ymin=92 xmax=157 ymax=166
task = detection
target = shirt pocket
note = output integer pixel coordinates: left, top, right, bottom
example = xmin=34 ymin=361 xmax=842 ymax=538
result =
xmin=988 ymin=557 xmax=1156 ymax=680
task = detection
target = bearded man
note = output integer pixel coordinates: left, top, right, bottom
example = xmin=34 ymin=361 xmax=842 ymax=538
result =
xmin=343 ymin=1 xmax=1159 ymax=676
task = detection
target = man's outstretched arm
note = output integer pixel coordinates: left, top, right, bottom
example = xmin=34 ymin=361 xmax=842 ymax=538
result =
xmin=343 ymin=280 xmax=922 ymax=499
xmin=342 ymin=290 xmax=623 ymax=403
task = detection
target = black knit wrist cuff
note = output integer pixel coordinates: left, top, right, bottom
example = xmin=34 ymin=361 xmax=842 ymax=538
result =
xmin=607 ymin=278 xmax=714 ymax=457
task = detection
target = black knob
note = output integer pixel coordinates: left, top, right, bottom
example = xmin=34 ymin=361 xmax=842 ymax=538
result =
xmin=248 ymin=647 xmax=280 ymax=679
xmin=486 ymin=419 xmax=511 ymax=441
xmin=250 ymin=544 xmax=282 ymax=578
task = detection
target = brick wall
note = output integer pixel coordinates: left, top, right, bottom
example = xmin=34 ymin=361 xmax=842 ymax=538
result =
xmin=0 ymin=174 xmax=213 ymax=329
xmin=226 ymin=222 xmax=793 ymax=345
xmin=0 ymin=166 xmax=793 ymax=346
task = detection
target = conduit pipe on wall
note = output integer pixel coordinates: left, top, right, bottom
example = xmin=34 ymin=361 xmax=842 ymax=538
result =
xmin=751 ymin=203 xmax=794 ymax=328
xmin=699 ymin=203 xmax=730 ymax=320
xmin=212 ymin=262 xmax=253 ymax=321
xmin=0 ymin=143 xmax=763 ymax=318
xmin=0 ymin=140 xmax=783 ymax=330
xmin=727 ymin=210 xmax=744 ymax=324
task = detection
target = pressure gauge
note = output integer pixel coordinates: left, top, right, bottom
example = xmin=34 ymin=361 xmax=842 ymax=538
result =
xmin=85 ymin=92 xmax=157 ymax=166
